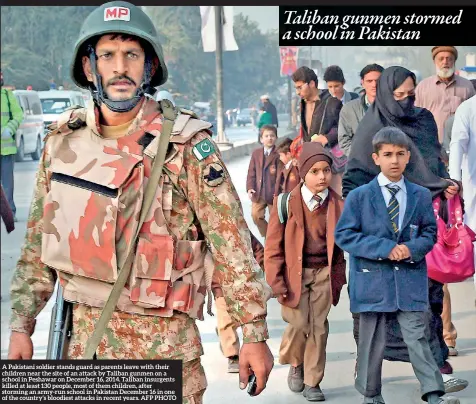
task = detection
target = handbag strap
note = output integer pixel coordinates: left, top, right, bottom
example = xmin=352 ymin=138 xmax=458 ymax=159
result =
xmin=83 ymin=100 xmax=177 ymax=359
xmin=432 ymin=197 xmax=441 ymax=219
xmin=318 ymin=98 xmax=329 ymax=135
xmin=448 ymin=194 xmax=464 ymax=226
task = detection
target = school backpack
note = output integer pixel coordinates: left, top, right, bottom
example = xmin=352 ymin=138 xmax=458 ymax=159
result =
xmin=276 ymin=192 xmax=291 ymax=225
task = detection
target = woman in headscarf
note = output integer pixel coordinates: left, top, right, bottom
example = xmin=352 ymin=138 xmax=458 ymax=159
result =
xmin=342 ymin=66 xmax=467 ymax=394
xmin=343 ymin=66 xmax=455 ymax=198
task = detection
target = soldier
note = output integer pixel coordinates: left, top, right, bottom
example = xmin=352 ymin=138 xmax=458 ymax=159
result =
xmin=7 ymin=2 xmax=274 ymax=403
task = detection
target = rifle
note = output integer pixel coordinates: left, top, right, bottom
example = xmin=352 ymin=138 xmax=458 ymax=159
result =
xmin=46 ymin=284 xmax=72 ymax=359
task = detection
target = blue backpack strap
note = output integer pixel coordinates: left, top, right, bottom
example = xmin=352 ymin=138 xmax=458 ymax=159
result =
xmin=277 ymin=192 xmax=291 ymax=224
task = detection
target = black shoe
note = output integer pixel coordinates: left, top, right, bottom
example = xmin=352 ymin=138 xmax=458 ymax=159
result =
xmin=287 ymin=364 xmax=304 ymax=393
xmin=302 ymin=385 xmax=325 ymax=401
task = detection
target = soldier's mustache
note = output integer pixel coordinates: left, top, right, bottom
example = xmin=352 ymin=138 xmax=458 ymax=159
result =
xmin=108 ymin=76 xmax=136 ymax=86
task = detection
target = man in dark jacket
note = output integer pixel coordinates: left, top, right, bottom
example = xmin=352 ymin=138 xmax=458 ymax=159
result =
xmin=291 ymin=66 xmax=342 ymax=145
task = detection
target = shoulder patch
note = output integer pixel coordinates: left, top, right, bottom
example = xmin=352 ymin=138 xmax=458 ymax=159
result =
xmin=203 ymin=162 xmax=225 ymax=187
xmin=193 ymin=138 xmax=216 ymax=161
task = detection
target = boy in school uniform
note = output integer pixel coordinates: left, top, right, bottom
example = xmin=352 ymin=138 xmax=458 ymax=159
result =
xmin=275 ymin=137 xmax=301 ymax=195
xmin=265 ymin=142 xmax=347 ymax=402
xmin=247 ymin=125 xmax=283 ymax=237
xmin=335 ymin=127 xmax=458 ymax=404
xmin=212 ymin=232 xmax=265 ymax=373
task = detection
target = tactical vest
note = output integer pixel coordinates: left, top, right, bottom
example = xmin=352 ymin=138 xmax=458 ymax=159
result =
xmin=40 ymin=101 xmax=213 ymax=320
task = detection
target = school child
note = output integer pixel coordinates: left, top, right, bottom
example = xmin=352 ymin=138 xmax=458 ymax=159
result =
xmin=212 ymin=232 xmax=265 ymax=373
xmin=275 ymin=137 xmax=301 ymax=195
xmin=246 ymin=125 xmax=282 ymax=238
xmin=265 ymin=142 xmax=347 ymax=401
xmin=335 ymin=127 xmax=458 ymax=404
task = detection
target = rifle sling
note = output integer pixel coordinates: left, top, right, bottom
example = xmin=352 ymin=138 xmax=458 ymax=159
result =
xmin=83 ymin=101 xmax=177 ymax=359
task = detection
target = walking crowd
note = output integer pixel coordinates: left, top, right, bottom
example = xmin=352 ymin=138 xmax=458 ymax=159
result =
xmin=1 ymin=2 xmax=475 ymax=402
xmin=240 ymin=45 xmax=475 ymax=403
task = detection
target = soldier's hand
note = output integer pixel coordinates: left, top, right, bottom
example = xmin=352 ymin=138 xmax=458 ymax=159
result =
xmin=8 ymin=332 xmax=33 ymax=359
xmin=277 ymin=295 xmax=287 ymax=305
xmin=247 ymin=189 xmax=256 ymax=200
xmin=239 ymin=341 xmax=274 ymax=396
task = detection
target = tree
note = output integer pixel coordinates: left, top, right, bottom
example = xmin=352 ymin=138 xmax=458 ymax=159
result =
xmin=221 ymin=16 xmax=283 ymax=109
xmin=145 ymin=6 xmax=215 ymax=104
xmin=146 ymin=7 xmax=283 ymax=109
xmin=1 ymin=45 xmax=52 ymax=90
xmin=1 ymin=6 xmax=95 ymax=89
xmin=1 ymin=5 xmax=284 ymax=107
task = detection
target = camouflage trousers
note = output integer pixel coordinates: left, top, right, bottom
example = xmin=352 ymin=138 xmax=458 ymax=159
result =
xmin=67 ymin=304 xmax=207 ymax=402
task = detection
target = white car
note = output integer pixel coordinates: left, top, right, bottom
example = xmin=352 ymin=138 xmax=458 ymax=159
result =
xmin=12 ymin=90 xmax=44 ymax=162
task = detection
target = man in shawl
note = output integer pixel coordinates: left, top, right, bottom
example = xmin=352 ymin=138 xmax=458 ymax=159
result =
xmin=342 ymin=66 xmax=468 ymax=395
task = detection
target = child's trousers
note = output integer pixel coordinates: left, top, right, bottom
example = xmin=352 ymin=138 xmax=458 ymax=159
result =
xmin=215 ymin=296 xmax=240 ymax=358
xmin=279 ymin=266 xmax=332 ymax=387
xmin=356 ymin=311 xmax=445 ymax=401
xmin=251 ymin=200 xmax=273 ymax=238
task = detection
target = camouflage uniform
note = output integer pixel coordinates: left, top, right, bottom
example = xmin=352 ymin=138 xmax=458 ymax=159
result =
xmin=10 ymin=97 xmax=271 ymax=401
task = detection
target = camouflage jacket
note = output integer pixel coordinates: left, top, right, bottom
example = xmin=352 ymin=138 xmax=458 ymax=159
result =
xmin=10 ymin=98 xmax=271 ymax=349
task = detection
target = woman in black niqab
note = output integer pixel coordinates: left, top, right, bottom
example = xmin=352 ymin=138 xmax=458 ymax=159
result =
xmin=342 ymin=66 xmax=451 ymax=198
xmin=343 ymin=66 xmax=463 ymax=375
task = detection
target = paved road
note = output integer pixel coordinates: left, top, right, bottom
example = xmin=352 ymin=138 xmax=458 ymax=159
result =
xmin=213 ymin=114 xmax=290 ymax=143
xmin=1 ymin=147 xmax=475 ymax=404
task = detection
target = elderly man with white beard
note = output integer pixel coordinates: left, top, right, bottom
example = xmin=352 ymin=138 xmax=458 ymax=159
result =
xmin=414 ymin=46 xmax=475 ymax=361
xmin=416 ymin=46 xmax=475 ymax=145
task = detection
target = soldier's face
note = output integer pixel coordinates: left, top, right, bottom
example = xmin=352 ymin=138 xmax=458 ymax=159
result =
xmin=83 ymin=35 xmax=145 ymax=101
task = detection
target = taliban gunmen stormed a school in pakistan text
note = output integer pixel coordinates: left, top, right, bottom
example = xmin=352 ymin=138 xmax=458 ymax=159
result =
xmin=282 ymin=9 xmax=464 ymax=41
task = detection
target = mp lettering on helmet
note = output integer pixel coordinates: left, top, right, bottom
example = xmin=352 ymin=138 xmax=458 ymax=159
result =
xmin=104 ymin=7 xmax=130 ymax=22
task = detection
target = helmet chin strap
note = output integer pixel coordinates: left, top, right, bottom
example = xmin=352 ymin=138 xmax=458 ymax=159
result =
xmin=87 ymin=45 xmax=154 ymax=113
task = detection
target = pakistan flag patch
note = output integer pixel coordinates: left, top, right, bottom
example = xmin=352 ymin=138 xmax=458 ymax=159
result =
xmin=193 ymin=139 xmax=216 ymax=161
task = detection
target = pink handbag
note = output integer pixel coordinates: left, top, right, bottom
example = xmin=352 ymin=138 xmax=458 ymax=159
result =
xmin=426 ymin=195 xmax=476 ymax=284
